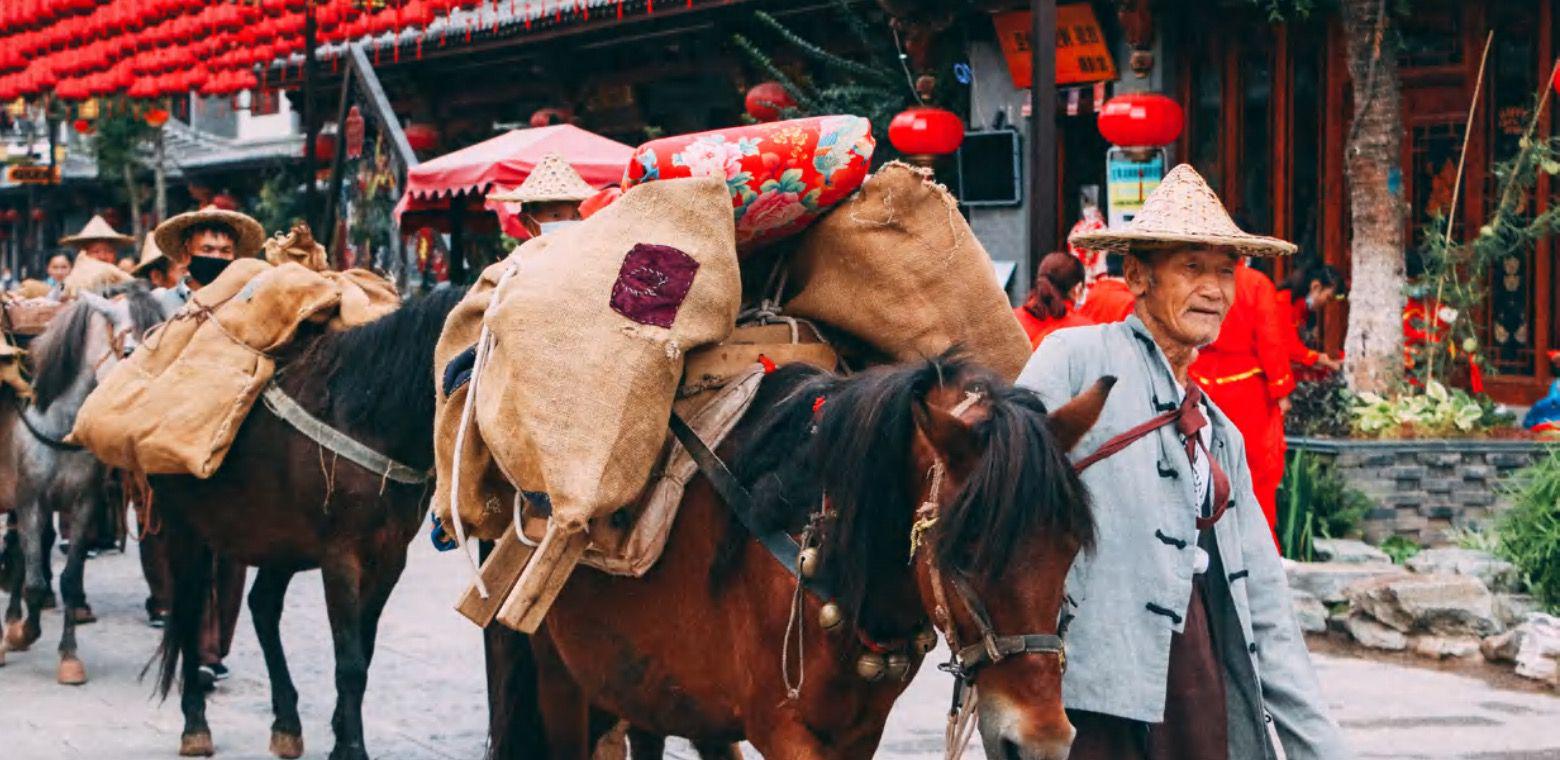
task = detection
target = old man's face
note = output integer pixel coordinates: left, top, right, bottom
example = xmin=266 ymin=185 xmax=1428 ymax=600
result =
xmin=1125 ymin=247 xmax=1238 ymax=349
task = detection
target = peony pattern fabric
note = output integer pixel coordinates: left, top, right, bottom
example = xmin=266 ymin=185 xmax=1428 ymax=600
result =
xmin=624 ymin=115 xmax=874 ymax=252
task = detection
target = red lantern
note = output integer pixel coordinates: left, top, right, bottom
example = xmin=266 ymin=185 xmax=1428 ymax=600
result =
xmin=30 ymin=208 xmax=45 ymax=223
xmin=210 ymin=193 xmax=239 ymax=211
xmin=144 ymin=107 xmax=170 ymax=127
xmin=1096 ymin=93 xmax=1184 ymax=149
xmin=887 ymin=106 xmax=965 ymax=161
xmin=312 ymin=132 xmax=336 ymax=163
xmin=1 ymin=209 xmax=19 ymax=224
xmin=404 ymin=122 xmax=439 ymax=153
xmin=744 ymin=81 xmax=794 ymax=122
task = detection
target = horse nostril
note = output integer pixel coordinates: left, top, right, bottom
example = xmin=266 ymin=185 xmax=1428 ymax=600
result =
xmin=1001 ymin=738 xmax=1022 ymax=760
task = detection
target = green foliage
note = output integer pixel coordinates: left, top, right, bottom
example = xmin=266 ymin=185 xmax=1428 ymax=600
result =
xmin=1379 ymin=534 xmax=1422 ymax=565
xmin=1276 ymin=450 xmax=1373 ymax=561
xmin=732 ymin=0 xmax=911 ymax=161
xmin=89 ymin=97 xmax=157 ymax=183
xmin=1288 ymin=375 xmax=1356 ymax=438
xmin=252 ymin=165 xmax=309 ymax=236
xmin=1350 ymin=380 xmax=1511 ymax=438
xmin=1494 ymin=448 xmax=1560 ymax=613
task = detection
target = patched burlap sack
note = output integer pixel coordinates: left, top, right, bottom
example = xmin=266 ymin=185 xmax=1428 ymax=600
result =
xmin=785 ymin=161 xmax=1032 ymax=381
xmin=71 ymin=261 xmax=399 ymax=477
xmin=434 ymin=177 xmax=740 ymax=539
xmin=63 ymin=252 xmax=133 ymax=297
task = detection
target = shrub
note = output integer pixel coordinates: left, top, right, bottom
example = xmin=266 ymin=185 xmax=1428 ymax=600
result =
xmin=1288 ymin=375 xmax=1354 ymax=438
xmin=1495 ymin=448 xmax=1560 ymax=613
xmin=1276 ymin=450 xmax=1372 ymax=561
xmin=1379 ymin=535 xmax=1422 ymax=565
xmin=1351 ymin=380 xmax=1513 ymax=438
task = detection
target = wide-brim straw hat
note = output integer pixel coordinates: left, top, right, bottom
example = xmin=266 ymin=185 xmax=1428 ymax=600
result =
xmin=131 ymin=234 xmax=168 ymax=277
xmin=153 ymin=207 xmax=265 ymax=261
xmin=487 ymin=153 xmax=599 ymax=205
xmin=1069 ymin=164 xmax=1297 ymax=258
xmin=59 ymin=214 xmax=134 ymax=247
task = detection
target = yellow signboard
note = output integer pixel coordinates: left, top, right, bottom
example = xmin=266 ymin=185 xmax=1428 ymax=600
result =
xmin=6 ymin=165 xmax=60 ymax=185
xmin=993 ymin=4 xmax=1119 ymax=89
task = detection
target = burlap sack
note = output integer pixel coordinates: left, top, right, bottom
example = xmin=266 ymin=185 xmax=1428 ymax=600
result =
xmin=325 ymin=269 xmax=401 ymax=330
xmin=63 ymin=252 xmax=133 ymax=297
xmin=785 ymin=161 xmax=1032 ymax=381
xmin=470 ymin=177 xmax=740 ymax=535
xmin=70 ymin=261 xmax=385 ymax=477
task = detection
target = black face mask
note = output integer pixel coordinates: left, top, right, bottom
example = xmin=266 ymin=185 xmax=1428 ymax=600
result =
xmin=186 ymin=255 xmax=233 ymax=286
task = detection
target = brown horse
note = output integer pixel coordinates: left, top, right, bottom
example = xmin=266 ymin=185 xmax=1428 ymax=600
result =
xmin=151 ymin=287 xmax=465 ymax=760
xmin=514 ymin=354 xmax=1111 ymax=759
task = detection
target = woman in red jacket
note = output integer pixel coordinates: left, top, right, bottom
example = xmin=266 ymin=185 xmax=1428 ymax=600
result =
xmin=1015 ymin=252 xmax=1095 ymax=349
xmin=1275 ymin=263 xmax=1344 ymax=374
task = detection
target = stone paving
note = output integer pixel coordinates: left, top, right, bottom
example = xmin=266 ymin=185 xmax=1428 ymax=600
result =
xmin=0 ymin=529 xmax=1555 ymax=759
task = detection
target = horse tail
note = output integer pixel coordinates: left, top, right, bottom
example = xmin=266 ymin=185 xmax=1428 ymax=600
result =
xmin=153 ymin=524 xmax=211 ymax=701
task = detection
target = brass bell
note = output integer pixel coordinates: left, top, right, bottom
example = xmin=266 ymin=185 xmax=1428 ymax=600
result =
xmin=798 ymin=547 xmax=820 ymax=579
xmin=856 ymin=652 xmax=886 ymax=682
xmin=885 ymin=653 xmax=912 ymax=681
xmin=914 ymin=627 xmax=938 ymax=655
xmin=818 ymin=602 xmax=843 ymax=631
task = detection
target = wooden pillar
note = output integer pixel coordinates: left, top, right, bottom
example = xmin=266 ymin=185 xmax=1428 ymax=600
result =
xmin=1538 ymin=0 xmax=1555 ymax=388
xmin=1321 ymin=19 xmax=1350 ymax=356
xmin=1028 ymin=0 xmax=1057 ymax=270
xmin=303 ymin=3 xmax=319 ymax=231
xmin=448 ymin=194 xmax=467 ymax=286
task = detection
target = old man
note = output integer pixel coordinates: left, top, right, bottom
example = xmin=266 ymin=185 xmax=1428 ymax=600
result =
xmin=1019 ymin=165 xmax=1346 ymax=759
xmin=59 ymin=214 xmax=134 ymax=265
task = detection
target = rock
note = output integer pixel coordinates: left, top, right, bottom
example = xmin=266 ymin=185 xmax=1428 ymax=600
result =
xmin=1481 ymin=629 xmax=1524 ymax=663
xmin=1344 ymin=613 xmax=1407 ymax=651
xmin=1345 ymin=573 xmax=1503 ymax=637
xmin=1409 ymin=634 xmax=1481 ymax=660
xmin=1312 ymin=538 xmax=1391 ymax=564
xmin=1404 ymin=547 xmax=1521 ymax=593
xmin=1494 ymin=593 xmax=1541 ymax=628
xmin=1287 ymin=561 xmax=1403 ymax=605
xmin=1513 ymin=613 xmax=1560 ymax=685
xmin=1291 ymin=589 xmax=1328 ymax=634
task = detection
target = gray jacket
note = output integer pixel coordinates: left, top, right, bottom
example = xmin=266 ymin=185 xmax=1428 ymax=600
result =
xmin=1018 ymin=316 xmax=1348 ymax=760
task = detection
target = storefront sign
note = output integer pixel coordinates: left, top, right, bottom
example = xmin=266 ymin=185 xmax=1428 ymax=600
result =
xmin=993 ymin=4 xmax=1118 ymax=89
xmin=5 ymin=164 xmax=59 ymax=185
xmin=1105 ymin=147 xmax=1164 ymax=227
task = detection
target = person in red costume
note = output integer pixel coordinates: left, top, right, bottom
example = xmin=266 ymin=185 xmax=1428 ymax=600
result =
xmin=1015 ymin=251 xmax=1095 ymax=349
xmin=1275 ymin=263 xmax=1345 ymax=378
xmin=1190 ymin=261 xmax=1293 ymax=548
xmin=1078 ymin=252 xmax=1136 ymax=323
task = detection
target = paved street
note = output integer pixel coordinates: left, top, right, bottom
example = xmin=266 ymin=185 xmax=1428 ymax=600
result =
xmin=1 ymin=527 xmax=1556 ymax=759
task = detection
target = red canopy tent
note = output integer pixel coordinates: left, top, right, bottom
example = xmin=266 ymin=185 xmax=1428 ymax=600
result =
xmin=396 ymin=124 xmax=634 ymax=235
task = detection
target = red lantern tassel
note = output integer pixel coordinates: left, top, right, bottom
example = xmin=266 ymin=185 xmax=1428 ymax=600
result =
xmin=617 ymin=0 xmax=623 ymax=20
xmin=648 ymin=0 xmax=653 ymax=12
xmin=416 ymin=37 xmax=423 ymax=59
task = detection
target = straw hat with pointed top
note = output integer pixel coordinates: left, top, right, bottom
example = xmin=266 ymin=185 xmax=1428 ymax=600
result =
xmin=59 ymin=215 xmax=135 ymax=247
xmin=131 ymin=234 xmax=169 ymax=277
xmin=486 ymin=153 xmax=599 ymax=205
xmin=153 ymin=206 xmax=266 ymax=261
xmin=1069 ymin=164 xmax=1296 ymax=258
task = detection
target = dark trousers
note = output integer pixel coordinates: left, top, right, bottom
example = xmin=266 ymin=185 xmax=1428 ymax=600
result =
xmin=200 ymin=555 xmax=246 ymax=666
xmin=138 ymin=520 xmax=172 ymax=617
xmin=1068 ymin=573 xmax=1229 ymax=760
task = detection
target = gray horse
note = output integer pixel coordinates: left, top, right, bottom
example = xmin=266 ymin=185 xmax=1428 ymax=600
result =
xmin=1 ymin=284 xmax=169 ymax=684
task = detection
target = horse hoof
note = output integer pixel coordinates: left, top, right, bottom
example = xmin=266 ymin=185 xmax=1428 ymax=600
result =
xmin=39 ymin=592 xmax=57 ymax=610
xmin=268 ymin=731 xmax=304 ymax=759
xmin=70 ymin=606 xmax=97 ymax=625
xmin=56 ymin=656 xmax=87 ymax=685
xmin=3 ymin=620 xmax=32 ymax=651
xmin=179 ymin=731 xmax=215 ymax=757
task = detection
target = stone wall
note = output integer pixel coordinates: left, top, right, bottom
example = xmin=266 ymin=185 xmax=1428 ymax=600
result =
xmin=1288 ymin=437 xmax=1553 ymax=545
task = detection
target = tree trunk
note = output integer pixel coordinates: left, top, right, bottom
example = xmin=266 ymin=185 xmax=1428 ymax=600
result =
xmin=123 ymin=162 xmax=143 ymax=244
xmin=1340 ymin=0 xmax=1407 ymax=394
xmin=153 ymin=131 xmax=167 ymax=225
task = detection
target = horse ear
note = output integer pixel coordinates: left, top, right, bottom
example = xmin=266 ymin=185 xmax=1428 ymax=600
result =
xmin=913 ymin=397 xmax=979 ymax=470
xmin=1047 ymin=376 xmax=1117 ymax=452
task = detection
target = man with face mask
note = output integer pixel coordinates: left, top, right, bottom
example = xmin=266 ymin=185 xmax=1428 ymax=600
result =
xmin=487 ymin=152 xmax=598 ymax=239
xmin=1018 ymin=166 xmax=1346 ymax=760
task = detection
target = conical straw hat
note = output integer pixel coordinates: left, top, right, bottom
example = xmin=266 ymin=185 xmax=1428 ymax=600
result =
xmin=1069 ymin=164 xmax=1296 ymax=258
xmin=131 ymin=234 xmax=167 ymax=277
xmin=59 ymin=214 xmax=134 ymax=247
xmin=153 ymin=206 xmax=265 ymax=261
xmin=487 ymin=153 xmax=598 ymax=204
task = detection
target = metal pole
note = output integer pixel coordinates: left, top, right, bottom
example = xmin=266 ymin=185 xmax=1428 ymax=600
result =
xmin=304 ymin=2 xmax=319 ymax=232
xmin=1028 ymin=0 xmax=1057 ymax=275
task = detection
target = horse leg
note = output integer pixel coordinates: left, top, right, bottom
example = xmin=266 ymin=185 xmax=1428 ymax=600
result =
xmin=161 ymin=514 xmax=216 ymax=757
xmin=54 ymin=509 xmax=91 ymax=685
xmin=9 ymin=496 xmax=48 ymax=651
xmin=746 ymin=720 xmax=830 ymax=760
xmin=0 ymin=524 xmax=17 ymax=666
xmin=693 ymin=743 xmax=743 ymax=759
xmin=625 ymin=727 xmax=665 ymax=760
xmin=248 ymin=567 xmax=303 ymax=759
xmin=484 ymin=622 xmax=548 ymax=759
xmin=530 ymin=628 xmax=594 ymax=760
xmin=320 ymin=552 xmax=371 ymax=760
xmin=39 ymin=514 xmax=56 ymax=608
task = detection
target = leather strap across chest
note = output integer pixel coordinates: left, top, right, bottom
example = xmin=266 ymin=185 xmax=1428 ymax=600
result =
xmin=261 ymin=384 xmax=429 ymax=485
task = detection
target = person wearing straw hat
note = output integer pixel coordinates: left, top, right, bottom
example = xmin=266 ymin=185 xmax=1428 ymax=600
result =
xmin=1017 ymin=165 xmax=1345 ymax=760
xmin=130 ymin=234 xmax=190 ymax=314
xmin=59 ymin=214 xmax=135 ymax=265
xmin=151 ymin=206 xmax=265 ymax=292
xmin=487 ymin=152 xmax=598 ymax=238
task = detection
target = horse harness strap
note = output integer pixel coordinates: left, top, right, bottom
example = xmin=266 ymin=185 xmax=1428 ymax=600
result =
xmin=17 ymin=403 xmax=84 ymax=452
xmin=668 ymin=411 xmax=836 ymax=603
xmin=261 ymin=384 xmax=429 ymax=485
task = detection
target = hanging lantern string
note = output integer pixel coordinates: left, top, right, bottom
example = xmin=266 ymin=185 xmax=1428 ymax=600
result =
xmin=890 ymin=25 xmax=922 ymax=106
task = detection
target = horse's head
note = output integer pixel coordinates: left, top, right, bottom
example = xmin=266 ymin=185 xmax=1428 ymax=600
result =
xmin=31 ymin=284 xmax=168 ymax=411
xmin=905 ymin=356 xmax=1110 ymax=760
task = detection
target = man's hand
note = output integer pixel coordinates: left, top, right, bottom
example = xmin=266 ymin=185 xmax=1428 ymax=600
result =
xmin=1278 ymin=397 xmax=1292 ymax=416
xmin=1317 ymin=354 xmax=1342 ymax=371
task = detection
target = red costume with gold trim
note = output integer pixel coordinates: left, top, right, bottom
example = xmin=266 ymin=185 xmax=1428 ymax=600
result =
xmin=1079 ymin=277 xmax=1136 ymax=323
xmin=1190 ymin=264 xmax=1291 ymax=546
xmin=1015 ymin=305 xmax=1095 ymax=350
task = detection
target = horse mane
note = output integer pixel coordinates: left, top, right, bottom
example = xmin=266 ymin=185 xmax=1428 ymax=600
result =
xmin=724 ymin=353 xmax=1093 ymax=628
xmin=285 ymin=286 xmax=467 ymax=465
xmin=112 ymin=280 xmax=168 ymax=336
xmin=29 ymin=300 xmax=99 ymax=413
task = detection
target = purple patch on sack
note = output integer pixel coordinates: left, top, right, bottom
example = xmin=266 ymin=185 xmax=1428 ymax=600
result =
xmin=610 ymin=243 xmax=700 ymax=329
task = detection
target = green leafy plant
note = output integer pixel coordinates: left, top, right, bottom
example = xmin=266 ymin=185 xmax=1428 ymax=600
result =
xmin=1288 ymin=375 xmax=1356 ymax=438
xmin=1276 ymin=450 xmax=1373 ymax=561
xmin=1351 ymin=379 xmax=1509 ymax=438
xmin=1378 ymin=534 xmax=1422 ymax=565
xmin=1494 ymin=448 xmax=1560 ymax=613
xmin=252 ymin=164 xmax=309 ymax=236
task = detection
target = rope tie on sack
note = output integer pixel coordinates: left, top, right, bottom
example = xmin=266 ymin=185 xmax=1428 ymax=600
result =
xmin=448 ymin=263 xmax=520 ymax=599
